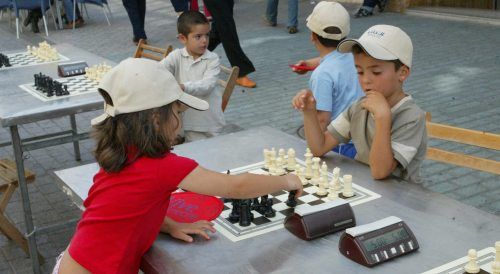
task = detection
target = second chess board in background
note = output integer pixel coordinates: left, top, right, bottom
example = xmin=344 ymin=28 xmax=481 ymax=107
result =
xmin=214 ymin=160 xmax=381 ymax=242
xmin=19 ymin=76 xmax=99 ymax=102
xmin=1 ymin=52 xmax=69 ymax=70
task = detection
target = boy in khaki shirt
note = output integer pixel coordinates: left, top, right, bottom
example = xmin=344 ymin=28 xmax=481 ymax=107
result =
xmin=292 ymin=25 xmax=427 ymax=183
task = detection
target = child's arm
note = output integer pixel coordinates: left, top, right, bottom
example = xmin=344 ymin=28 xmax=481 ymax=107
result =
xmin=178 ymin=166 xmax=303 ymax=199
xmin=361 ymin=91 xmax=398 ymax=179
xmin=292 ymin=89 xmax=339 ymax=156
xmin=160 ymin=217 xmax=216 ymax=242
xmin=182 ymin=57 xmax=220 ymax=97
xmin=158 ymin=52 xmax=176 ymax=75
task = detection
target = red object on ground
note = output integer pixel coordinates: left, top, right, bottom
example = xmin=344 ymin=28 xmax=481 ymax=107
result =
xmin=166 ymin=192 xmax=224 ymax=223
xmin=289 ymin=64 xmax=316 ymax=71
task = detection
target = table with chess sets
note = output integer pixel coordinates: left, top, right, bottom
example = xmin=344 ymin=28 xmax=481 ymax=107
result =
xmin=0 ymin=41 xmax=69 ymax=70
xmin=214 ymin=147 xmax=381 ymax=242
xmin=18 ymin=63 xmax=112 ymax=101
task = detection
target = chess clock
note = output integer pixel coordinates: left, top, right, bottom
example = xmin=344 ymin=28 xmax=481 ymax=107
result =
xmin=339 ymin=216 xmax=419 ymax=267
xmin=58 ymin=61 xmax=88 ymax=77
xmin=284 ymin=199 xmax=355 ymax=241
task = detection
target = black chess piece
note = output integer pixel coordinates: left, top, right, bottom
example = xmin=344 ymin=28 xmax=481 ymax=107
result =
xmin=54 ymin=82 xmax=63 ymax=96
xmin=251 ymin=198 xmax=260 ymax=211
xmin=239 ymin=199 xmax=253 ymax=227
xmin=63 ymin=85 xmax=70 ymax=95
xmin=286 ymin=190 xmax=297 ymax=207
xmin=264 ymin=199 xmax=276 ymax=218
xmin=228 ymin=199 xmax=240 ymax=223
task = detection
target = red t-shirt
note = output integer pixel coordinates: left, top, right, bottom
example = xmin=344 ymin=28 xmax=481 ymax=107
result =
xmin=69 ymin=152 xmax=198 ymax=274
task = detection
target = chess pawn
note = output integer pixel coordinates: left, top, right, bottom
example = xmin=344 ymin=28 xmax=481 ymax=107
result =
xmin=316 ymin=176 xmax=328 ymax=196
xmin=304 ymin=157 xmax=313 ymax=180
xmin=311 ymin=157 xmax=321 ymax=185
xmin=464 ymin=249 xmax=480 ymax=274
xmin=278 ymin=148 xmax=286 ymax=161
xmin=492 ymin=261 xmax=500 ymax=274
xmin=321 ymin=162 xmax=328 ymax=183
xmin=331 ymin=167 xmax=341 ymax=191
xmin=327 ymin=188 xmax=338 ymax=200
xmin=295 ymin=166 xmax=308 ymax=186
xmin=263 ymin=149 xmax=270 ymax=170
xmin=286 ymin=148 xmax=296 ymax=171
xmin=342 ymin=175 xmax=354 ymax=198
xmin=275 ymin=158 xmax=286 ymax=176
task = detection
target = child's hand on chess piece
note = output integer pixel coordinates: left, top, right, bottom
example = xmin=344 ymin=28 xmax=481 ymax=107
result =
xmin=292 ymin=89 xmax=317 ymax=112
xmin=161 ymin=217 xmax=216 ymax=242
xmin=283 ymin=173 xmax=303 ymax=198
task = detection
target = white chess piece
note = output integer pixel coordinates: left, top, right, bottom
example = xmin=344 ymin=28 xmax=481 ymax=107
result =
xmin=330 ymin=167 xmax=341 ymax=191
xmin=316 ymin=175 xmax=327 ymax=196
xmin=286 ymin=148 xmax=296 ymax=171
xmin=311 ymin=157 xmax=320 ymax=185
xmin=275 ymin=157 xmax=286 ymax=176
xmin=495 ymin=241 xmax=500 ymax=262
xmin=464 ymin=249 xmax=480 ymax=274
xmin=295 ymin=166 xmax=308 ymax=186
xmin=304 ymin=148 xmax=313 ymax=179
xmin=278 ymin=148 xmax=285 ymax=162
xmin=263 ymin=149 xmax=270 ymax=170
xmin=342 ymin=174 xmax=354 ymax=198
xmin=491 ymin=261 xmax=500 ymax=274
xmin=321 ymin=162 xmax=328 ymax=184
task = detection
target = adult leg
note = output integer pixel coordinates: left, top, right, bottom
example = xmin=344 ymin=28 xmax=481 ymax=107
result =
xmin=286 ymin=0 xmax=298 ymax=33
xmin=122 ymin=0 xmax=147 ymax=41
xmin=265 ymin=0 xmax=278 ymax=26
xmin=354 ymin=0 xmax=376 ymax=17
xmin=204 ymin=0 xmax=255 ymax=78
xmin=138 ymin=0 xmax=146 ymax=36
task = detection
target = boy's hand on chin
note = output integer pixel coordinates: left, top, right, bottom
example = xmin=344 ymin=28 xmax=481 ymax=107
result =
xmin=361 ymin=91 xmax=391 ymax=120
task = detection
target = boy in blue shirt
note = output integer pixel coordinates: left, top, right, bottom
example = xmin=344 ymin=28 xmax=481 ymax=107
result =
xmin=292 ymin=1 xmax=363 ymax=158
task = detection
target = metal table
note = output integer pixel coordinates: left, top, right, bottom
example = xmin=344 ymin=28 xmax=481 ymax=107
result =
xmin=54 ymin=126 xmax=500 ymax=274
xmin=0 ymin=43 xmax=109 ymax=273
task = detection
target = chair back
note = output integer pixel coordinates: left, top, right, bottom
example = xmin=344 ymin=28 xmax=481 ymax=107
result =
xmin=133 ymin=39 xmax=173 ymax=61
xmin=12 ymin=0 xmax=49 ymax=16
xmin=425 ymin=112 xmax=500 ymax=175
xmin=219 ymin=65 xmax=239 ymax=112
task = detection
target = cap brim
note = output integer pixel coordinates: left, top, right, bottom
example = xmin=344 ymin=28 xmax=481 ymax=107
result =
xmin=338 ymin=39 xmax=398 ymax=61
xmin=178 ymin=92 xmax=209 ymax=111
xmin=91 ymin=113 xmax=110 ymax=126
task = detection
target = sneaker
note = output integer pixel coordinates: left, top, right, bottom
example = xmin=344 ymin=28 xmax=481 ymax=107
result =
xmin=377 ymin=0 xmax=388 ymax=12
xmin=354 ymin=8 xmax=373 ymax=18
xmin=63 ymin=18 xmax=84 ymax=29
xmin=236 ymin=76 xmax=257 ymax=88
xmin=263 ymin=16 xmax=276 ymax=27
xmin=287 ymin=26 xmax=298 ymax=34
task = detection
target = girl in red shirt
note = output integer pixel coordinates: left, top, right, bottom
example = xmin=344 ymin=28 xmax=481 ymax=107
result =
xmin=54 ymin=58 xmax=303 ymax=274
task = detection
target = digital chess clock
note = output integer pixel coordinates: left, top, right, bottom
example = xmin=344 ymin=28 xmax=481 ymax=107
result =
xmin=339 ymin=216 xmax=419 ymax=267
xmin=58 ymin=61 xmax=88 ymax=77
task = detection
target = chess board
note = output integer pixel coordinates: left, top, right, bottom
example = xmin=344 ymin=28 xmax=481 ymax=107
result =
xmin=214 ymin=159 xmax=381 ymax=242
xmin=0 ymin=51 xmax=69 ymax=70
xmin=422 ymin=247 xmax=496 ymax=274
xmin=19 ymin=75 xmax=98 ymax=102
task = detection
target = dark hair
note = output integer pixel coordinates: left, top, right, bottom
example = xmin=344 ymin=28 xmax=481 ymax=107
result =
xmin=351 ymin=44 xmax=404 ymax=71
xmin=313 ymin=26 xmax=345 ymax=48
xmin=92 ymin=89 xmax=179 ymax=173
xmin=177 ymin=10 xmax=209 ymax=37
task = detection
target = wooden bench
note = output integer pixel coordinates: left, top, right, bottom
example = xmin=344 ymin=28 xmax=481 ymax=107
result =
xmin=425 ymin=113 xmax=500 ymax=175
xmin=0 ymin=159 xmax=43 ymax=261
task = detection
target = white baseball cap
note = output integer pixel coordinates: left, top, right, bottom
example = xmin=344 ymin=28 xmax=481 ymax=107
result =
xmin=306 ymin=1 xmax=350 ymax=40
xmin=91 ymin=58 xmax=208 ymax=126
xmin=338 ymin=24 xmax=413 ymax=68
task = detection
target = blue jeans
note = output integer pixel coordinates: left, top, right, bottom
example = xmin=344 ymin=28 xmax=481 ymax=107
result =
xmin=122 ymin=0 xmax=147 ymax=39
xmin=265 ymin=0 xmax=298 ymax=28
xmin=62 ymin=0 xmax=81 ymax=21
xmin=332 ymin=143 xmax=357 ymax=159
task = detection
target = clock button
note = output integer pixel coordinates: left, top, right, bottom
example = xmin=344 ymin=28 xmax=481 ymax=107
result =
xmin=408 ymin=241 xmax=414 ymax=250
xmin=399 ymin=244 xmax=405 ymax=253
xmin=383 ymin=250 xmax=389 ymax=259
xmin=390 ymin=247 xmax=397 ymax=255
xmin=372 ymin=254 xmax=380 ymax=262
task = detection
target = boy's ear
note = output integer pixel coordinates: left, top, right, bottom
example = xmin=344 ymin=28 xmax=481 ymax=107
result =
xmin=177 ymin=33 xmax=188 ymax=44
xmin=398 ymin=65 xmax=410 ymax=82
xmin=310 ymin=32 xmax=317 ymax=43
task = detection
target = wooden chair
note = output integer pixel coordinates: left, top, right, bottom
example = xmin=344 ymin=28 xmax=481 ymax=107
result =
xmin=219 ymin=65 xmax=239 ymax=112
xmin=0 ymin=159 xmax=43 ymax=261
xmin=425 ymin=113 xmax=500 ymax=175
xmin=133 ymin=39 xmax=173 ymax=61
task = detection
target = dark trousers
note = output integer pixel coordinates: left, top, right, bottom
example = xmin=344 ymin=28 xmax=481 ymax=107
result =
xmin=204 ymin=0 xmax=255 ymax=77
xmin=122 ymin=0 xmax=147 ymax=39
xmin=170 ymin=0 xmax=188 ymax=12
xmin=362 ymin=0 xmax=379 ymax=8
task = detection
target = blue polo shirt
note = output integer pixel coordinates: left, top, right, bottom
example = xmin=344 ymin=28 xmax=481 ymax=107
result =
xmin=309 ymin=50 xmax=363 ymax=121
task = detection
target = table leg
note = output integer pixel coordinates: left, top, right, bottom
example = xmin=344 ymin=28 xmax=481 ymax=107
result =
xmin=10 ymin=125 xmax=41 ymax=274
xmin=70 ymin=114 xmax=81 ymax=161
